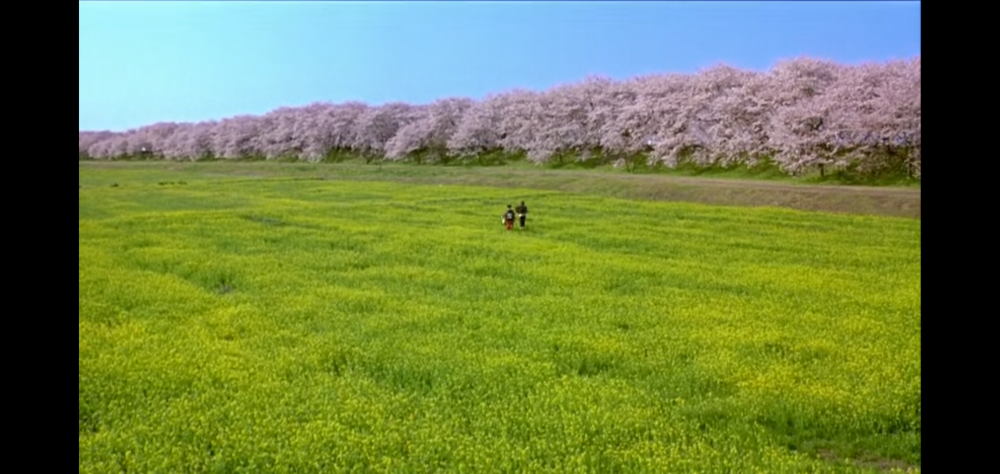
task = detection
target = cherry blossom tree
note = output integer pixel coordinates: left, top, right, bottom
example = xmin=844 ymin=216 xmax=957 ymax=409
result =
xmin=718 ymin=71 xmax=776 ymax=167
xmin=568 ymin=75 xmax=624 ymax=162
xmin=298 ymin=101 xmax=370 ymax=161
xmin=162 ymin=121 xmax=217 ymax=160
xmin=490 ymin=89 xmax=547 ymax=161
xmin=763 ymin=57 xmax=843 ymax=175
xmin=133 ymin=122 xmax=182 ymax=158
xmin=593 ymin=79 xmax=647 ymax=170
xmin=295 ymin=102 xmax=338 ymax=162
xmin=517 ymin=78 xmax=614 ymax=165
xmin=607 ymin=74 xmax=691 ymax=169
xmin=838 ymin=58 xmax=920 ymax=177
xmin=256 ymin=107 xmax=306 ymax=159
xmin=77 ymin=55 xmax=918 ymax=176
xmin=87 ymin=133 xmax=129 ymax=159
xmin=574 ymin=75 xmax=616 ymax=158
xmin=209 ymin=115 xmax=262 ymax=159
xmin=447 ymin=94 xmax=507 ymax=160
xmin=383 ymin=105 xmax=430 ymax=161
xmin=385 ymin=97 xmax=473 ymax=163
xmin=673 ymin=64 xmax=771 ymax=168
xmin=79 ymin=131 xmax=116 ymax=159
xmin=349 ymin=102 xmax=417 ymax=163
xmin=645 ymin=66 xmax=738 ymax=168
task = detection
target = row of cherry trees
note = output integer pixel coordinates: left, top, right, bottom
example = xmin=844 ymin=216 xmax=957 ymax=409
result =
xmin=80 ymin=56 xmax=920 ymax=177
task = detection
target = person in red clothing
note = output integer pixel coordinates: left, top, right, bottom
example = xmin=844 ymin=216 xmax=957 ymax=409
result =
xmin=502 ymin=204 xmax=515 ymax=231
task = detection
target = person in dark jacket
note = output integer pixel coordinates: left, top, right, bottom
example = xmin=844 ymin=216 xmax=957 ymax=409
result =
xmin=502 ymin=204 xmax=515 ymax=231
xmin=515 ymin=201 xmax=528 ymax=230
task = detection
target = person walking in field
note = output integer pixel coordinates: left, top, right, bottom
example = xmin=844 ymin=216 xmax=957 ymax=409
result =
xmin=502 ymin=204 xmax=516 ymax=231
xmin=515 ymin=201 xmax=528 ymax=230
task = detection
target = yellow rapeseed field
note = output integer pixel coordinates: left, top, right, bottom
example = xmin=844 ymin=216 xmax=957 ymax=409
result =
xmin=79 ymin=164 xmax=920 ymax=473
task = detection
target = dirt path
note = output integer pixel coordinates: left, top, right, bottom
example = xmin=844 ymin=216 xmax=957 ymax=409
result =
xmin=343 ymin=168 xmax=921 ymax=219
xmin=626 ymin=174 xmax=920 ymax=195
xmin=482 ymin=167 xmax=921 ymax=195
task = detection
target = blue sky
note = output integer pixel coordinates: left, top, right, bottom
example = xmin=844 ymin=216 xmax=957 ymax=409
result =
xmin=79 ymin=1 xmax=920 ymax=131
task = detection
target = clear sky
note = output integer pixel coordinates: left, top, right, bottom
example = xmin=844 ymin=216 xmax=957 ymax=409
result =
xmin=79 ymin=1 xmax=920 ymax=132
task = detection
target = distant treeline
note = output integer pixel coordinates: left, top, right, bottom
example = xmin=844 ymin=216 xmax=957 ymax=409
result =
xmin=80 ymin=56 xmax=920 ymax=178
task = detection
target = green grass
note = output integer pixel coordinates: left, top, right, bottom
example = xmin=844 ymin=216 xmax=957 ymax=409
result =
xmin=429 ymin=151 xmax=919 ymax=189
xmin=88 ymin=148 xmax=921 ymax=189
xmin=79 ymin=161 xmax=921 ymax=219
xmin=80 ymin=163 xmax=920 ymax=473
